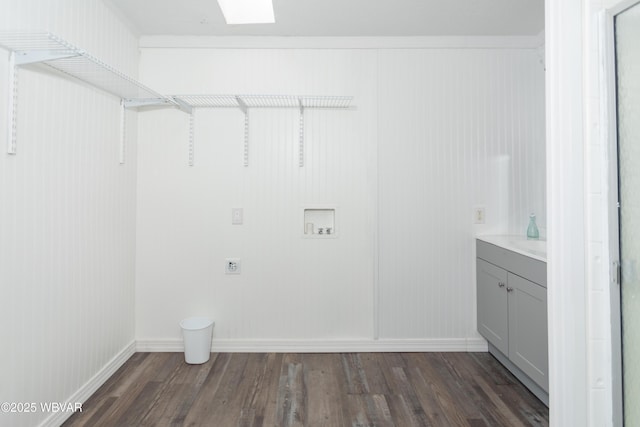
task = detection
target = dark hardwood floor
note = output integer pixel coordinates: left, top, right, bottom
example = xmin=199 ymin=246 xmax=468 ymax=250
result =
xmin=63 ymin=352 xmax=548 ymax=427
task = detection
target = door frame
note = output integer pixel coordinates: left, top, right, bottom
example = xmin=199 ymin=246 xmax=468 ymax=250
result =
xmin=602 ymin=1 xmax=640 ymax=425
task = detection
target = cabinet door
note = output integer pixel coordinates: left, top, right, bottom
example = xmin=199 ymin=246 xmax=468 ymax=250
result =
xmin=477 ymin=259 xmax=509 ymax=355
xmin=508 ymin=273 xmax=548 ymax=391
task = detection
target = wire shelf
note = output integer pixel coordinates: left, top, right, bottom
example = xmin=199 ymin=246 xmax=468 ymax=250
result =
xmin=0 ymin=31 xmax=178 ymax=158
xmin=0 ymin=32 xmax=354 ymax=165
xmin=0 ymin=31 xmax=175 ymax=103
xmin=300 ymin=96 xmax=353 ymax=109
xmin=173 ymin=94 xmax=353 ymax=110
xmin=173 ymin=95 xmax=239 ymax=108
xmin=0 ymin=31 xmax=73 ymax=50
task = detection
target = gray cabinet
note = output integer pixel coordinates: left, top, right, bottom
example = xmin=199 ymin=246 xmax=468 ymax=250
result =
xmin=507 ymin=272 xmax=548 ymax=391
xmin=477 ymin=239 xmax=548 ymax=404
xmin=477 ymin=259 xmax=509 ymax=355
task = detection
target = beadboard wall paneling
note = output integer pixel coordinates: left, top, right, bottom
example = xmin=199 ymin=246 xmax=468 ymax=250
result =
xmin=135 ymin=45 xmax=545 ymax=347
xmin=0 ymin=2 xmax=138 ymax=426
xmin=377 ymin=49 xmax=546 ymax=339
xmin=135 ymin=49 xmax=378 ymax=342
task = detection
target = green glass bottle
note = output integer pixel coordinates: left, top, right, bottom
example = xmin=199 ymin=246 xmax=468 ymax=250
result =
xmin=527 ymin=213 xmax=540 ymax=240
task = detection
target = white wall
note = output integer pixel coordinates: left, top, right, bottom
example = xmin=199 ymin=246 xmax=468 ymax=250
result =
xmin=545 ymin=1 xmax=588 ymax=424
xmin=135 ymin=39 xmax=545 ymax=351
xmin=135 ymin=48 xmax=378 ymax=349
xmin=0 ymin=2 xmax=139 ymax=426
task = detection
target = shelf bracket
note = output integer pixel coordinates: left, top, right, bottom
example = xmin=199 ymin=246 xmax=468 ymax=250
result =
xmin=119 ymin=100 xmax=126 ymax=164
xmin=170 ymin=97 xmax=193 ymax=115
xmin=298 ymin=99 xmax=305 ymax=167
xmin=236 ymin=96 xmax=249 ymax=167
xmin=188 ymin=111 xmax=195 ymax=167
xmin=7 ymin=51 xmax=18 ymax=154
xmin=122 ymin=98 xmax=176 ymax=109
xmin=13 ymin=49 xmax=78 ymax=66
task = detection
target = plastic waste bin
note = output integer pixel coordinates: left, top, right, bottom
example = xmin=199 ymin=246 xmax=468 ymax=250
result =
xmin=180 ymin=317 xmax=214 ymax=364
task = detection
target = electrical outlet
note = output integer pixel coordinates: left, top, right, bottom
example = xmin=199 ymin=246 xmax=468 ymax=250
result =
xmin=225 ymin=258 xmax=241 ymax=274
xmin=474 ymin=206 xmax=486 ymax=224
xmin=232 ymin=208 xmax=243 ymax=225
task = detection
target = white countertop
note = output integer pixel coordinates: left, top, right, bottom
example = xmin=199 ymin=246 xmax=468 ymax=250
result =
xmin=476 ymin=234 xmax=547 ymax=262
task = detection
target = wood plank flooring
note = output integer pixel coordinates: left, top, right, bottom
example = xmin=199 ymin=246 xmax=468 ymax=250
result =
xmin=63 ymin=352 xmax=548 ymax=427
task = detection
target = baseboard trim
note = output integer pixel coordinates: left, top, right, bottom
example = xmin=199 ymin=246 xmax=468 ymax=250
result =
xmin=136 ymin=337 xmax=488 ymax=353
xmin=39 ymin=340 xmax=136 ymax=427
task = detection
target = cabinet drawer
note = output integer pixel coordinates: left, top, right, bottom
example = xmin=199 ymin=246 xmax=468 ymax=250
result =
xmin=477 ymin=240 xmax=546 ymax=287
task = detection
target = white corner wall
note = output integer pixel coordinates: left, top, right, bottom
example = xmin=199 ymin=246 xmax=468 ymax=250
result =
xmin=377 ymin=48 xmax=545 ymax=340
xmin=545 ymin=2 xmax=589 ymax=425
xmin=135 ymin=40 xmax=545 ymax=351
xmin=0 ymin=2 xmax=139 ymax=426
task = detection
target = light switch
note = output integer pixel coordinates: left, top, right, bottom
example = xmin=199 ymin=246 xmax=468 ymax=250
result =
xmin=232 ymin=208 xmax=243 ymax=225
xmin=473 ymin=206 xmax=486 ymax=224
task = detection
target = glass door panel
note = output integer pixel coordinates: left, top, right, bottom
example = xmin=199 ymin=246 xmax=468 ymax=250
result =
xmin=615 ymin=2 xmax=640 ymax=424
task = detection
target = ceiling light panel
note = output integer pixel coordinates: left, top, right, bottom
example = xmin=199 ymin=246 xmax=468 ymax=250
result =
xmin=216 ymin=0 xmax=275 ymax=24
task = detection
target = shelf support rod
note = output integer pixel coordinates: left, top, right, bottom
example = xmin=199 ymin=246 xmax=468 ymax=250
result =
xmin=189 ymin=111 xmax=195 ymax=167
xmin=119 ymin=100 xmax=126 ymax=165
xmin=7 ymin=51 xmax=18 ymax=155
xmin=236 ymin=96 xmax=249 ymax=167
xmin=298 ymin=99 xmax=305 ymax=167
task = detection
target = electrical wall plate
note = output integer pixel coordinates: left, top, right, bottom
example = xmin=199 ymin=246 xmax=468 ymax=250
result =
xmin=232 ymin=208 xmax=243 ymax=225
xmin=473 ymin=206 xmax=486 ymax=224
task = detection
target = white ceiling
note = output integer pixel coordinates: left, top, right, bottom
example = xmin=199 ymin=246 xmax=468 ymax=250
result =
xmin=105 ymin=0 xmax=544 ymax=37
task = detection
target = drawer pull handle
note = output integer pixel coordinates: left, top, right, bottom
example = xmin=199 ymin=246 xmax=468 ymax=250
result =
xmin=498 ymin=282 xmax=506 ymax=288
xmin=506 ymin=287 xmax=514 ymax=292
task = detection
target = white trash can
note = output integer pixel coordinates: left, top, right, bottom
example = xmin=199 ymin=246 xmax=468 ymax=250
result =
xmin=180 ymin=317 xmax=214 ymax=364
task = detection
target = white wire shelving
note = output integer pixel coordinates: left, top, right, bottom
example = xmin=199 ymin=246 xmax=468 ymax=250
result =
xmin=0 ymin=31 xmax=183 ymax=163
xmin=171 ymin=94 xmax=354 ymax=167
xmin=0 ymin=32 xmax=354 ymax=167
